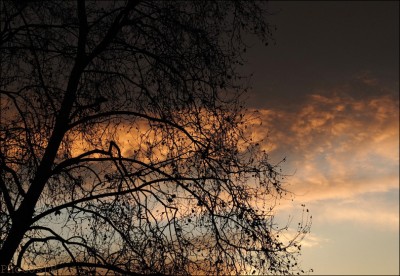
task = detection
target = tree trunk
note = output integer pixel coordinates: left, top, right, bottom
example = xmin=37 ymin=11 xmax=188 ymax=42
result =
xmin=0 ymin=64 xmax=83 ymax=267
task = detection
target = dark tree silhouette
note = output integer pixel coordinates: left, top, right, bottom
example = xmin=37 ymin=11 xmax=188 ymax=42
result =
xmin=0 ymin=1 xmax=311 ymax=275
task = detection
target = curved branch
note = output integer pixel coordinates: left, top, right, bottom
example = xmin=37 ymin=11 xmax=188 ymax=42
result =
xmin=17 ymin=225 xmax=109 ymax=271
xmin=67 ymin=110 xmax=204 ymax=147
xmin=51 ymin=148 xmax=109 ymax=175
xmin=32 ymin=177 xmax=174 ymax=224
xmin=17 ymin=226 xmax=77 ymax=268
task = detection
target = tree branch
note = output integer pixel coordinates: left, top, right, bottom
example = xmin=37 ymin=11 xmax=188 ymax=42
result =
xmin=87 ymin=0 xmax=141 ymax=61
xmin=76 ymin=0 xmax=88 ymax=59
xmin=0 ymin=177 xmax=15 ymax=217
xmin=67 ymin=110 xmax=204 ymax=147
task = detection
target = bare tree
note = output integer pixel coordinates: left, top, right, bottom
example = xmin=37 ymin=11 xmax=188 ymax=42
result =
xmin=0 ymin=1 xmax=311 ymax=275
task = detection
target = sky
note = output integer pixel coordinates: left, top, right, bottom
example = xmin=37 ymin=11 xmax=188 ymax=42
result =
xmin=242 ymin=1 xmax=399 ymax=275
xmin=1 ymin=1 xmax=397 ymax=274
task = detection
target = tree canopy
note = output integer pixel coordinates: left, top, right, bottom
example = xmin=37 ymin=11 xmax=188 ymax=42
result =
xmin=0 ymin=1 xmax=311 ymax=275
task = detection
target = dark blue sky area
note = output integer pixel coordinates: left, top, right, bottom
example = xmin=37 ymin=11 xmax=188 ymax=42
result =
xmin=243 ymin=1 xmax=399 ymax=109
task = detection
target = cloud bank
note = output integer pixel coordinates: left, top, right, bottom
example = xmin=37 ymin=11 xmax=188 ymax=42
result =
xmin=252 ymin=91 xmax=399 ymax=201
xmin=251 ymin=84 xmax=399 ymax=231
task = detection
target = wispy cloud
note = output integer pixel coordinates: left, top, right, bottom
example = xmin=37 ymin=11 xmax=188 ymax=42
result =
xmin=320 ymin=196 xmax=399 ymax=231
xmin=250 ymin=82 xmax=399 ymax=231
xmin=251 ymin=89 xmax=399 ymax=201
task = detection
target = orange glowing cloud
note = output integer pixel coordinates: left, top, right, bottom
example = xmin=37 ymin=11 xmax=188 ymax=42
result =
xmin=250 ymin=90 xmax=399 ymax=202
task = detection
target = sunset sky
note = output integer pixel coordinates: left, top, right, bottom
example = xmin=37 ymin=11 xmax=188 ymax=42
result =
xmin=1 ymin=1 xmax=397 ymax=274
xmin=242 ymin=1 xmax=399 ymax=274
